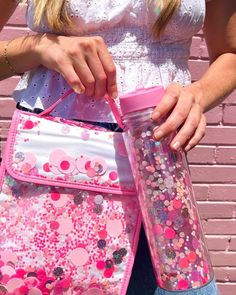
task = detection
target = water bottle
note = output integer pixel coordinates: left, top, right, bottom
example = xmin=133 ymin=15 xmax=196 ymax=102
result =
xmin=119 ymin=86 xmax=214 ymax=291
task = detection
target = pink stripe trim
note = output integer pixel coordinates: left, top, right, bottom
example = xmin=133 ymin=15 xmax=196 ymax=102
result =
xmin=0 ymin=110 xmax=21 ymax=189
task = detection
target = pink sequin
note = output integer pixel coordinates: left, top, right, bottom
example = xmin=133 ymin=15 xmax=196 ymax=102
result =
xmin=178 ymin=279 xmax=189 ymax=290
xmin=24 ymin=120 xmax=34 ymax=130
xmin=164 ymin=228 xmax=175 ymax=239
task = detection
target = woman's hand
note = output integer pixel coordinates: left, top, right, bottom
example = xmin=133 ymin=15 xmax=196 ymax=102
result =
xmin=151 ymin=83 xmax=206 ymax=152
xmin=35 ymin=34 xmax=117 ymax=99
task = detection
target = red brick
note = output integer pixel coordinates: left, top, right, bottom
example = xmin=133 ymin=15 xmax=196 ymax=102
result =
xmin=190 ymin=36 xmax=202 ymax=58
xmin=229 ymin=237 xmax=236 ymax=251
xmin=200 ymin=126 xmax=236 ymax=145
xmin=223 ymin=105 xmax=236 ymax=125
xmin=188 ymin=60 xmax=209 ymax=81
xmin=214 ymin=267 xmax=236 ymax=282
xmin=0 ymin=27 xmax=30 ymax=40
xmin=0 ymin=97 xmax=16 ymax=119
xmin=216 ymin=147 xmax=236 ymax=165
xmin=193 ymin=184 xmax=209 ymax=201
xmin=202 ymin=220 xmax=236 ymax=235
xmin=0 ymin=120 xmax=10 ymax=158
xmin=187 ymin=146 xmax=216 ymax=164
xmin=0 ymin=140 xmax=6 ymax=159
xmin=190 ymin=165 xmax=236 ymax=183
xmin=200 ymin=39 xmax=209 ymax=59
xmin=205 ymin=105 xmax=222 ymax=124
xmin=7 ymin=6 xmax=27 ymax=26
xmin=0 ymin=77 xmax=20 ymax=96
xmin=218 ymin=283 xmax=236 ymax=295
xmin=223 ymin=90 xmax=236 ymax=104
xmin=210 ymin=252 xmax=236 ymax=267
xmin=0 ymin=121 xmax=11 ymax=139
xmin=197 ymin=202 xmax=236 ymax=219
xmin=206 ymin=236 xmax=230 ymax=251
xmin=208 ymin=185 xmax=236 ymax=201
xmin=196 ymin=29 xmax=203 ymax=36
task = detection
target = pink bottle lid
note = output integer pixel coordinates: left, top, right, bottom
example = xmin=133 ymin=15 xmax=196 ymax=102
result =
xmin=119 ymin=86 xmax=165 ymax=116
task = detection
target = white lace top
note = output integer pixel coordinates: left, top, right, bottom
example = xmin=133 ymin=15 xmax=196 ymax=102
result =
xmin=13 ymin=0 xmax=207 ymax=122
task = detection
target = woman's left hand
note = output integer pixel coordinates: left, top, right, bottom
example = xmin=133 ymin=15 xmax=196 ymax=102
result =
xmin=151 ymin=82 xmax=206 ymax=152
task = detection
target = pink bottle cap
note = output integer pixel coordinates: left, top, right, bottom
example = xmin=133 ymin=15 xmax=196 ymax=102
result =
xmin=119 ymin=86 xmax=165 ymax=115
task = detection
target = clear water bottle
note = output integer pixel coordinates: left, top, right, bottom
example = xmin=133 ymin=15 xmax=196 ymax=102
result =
xmin=119 ymin=86 xmax=214 ymax=291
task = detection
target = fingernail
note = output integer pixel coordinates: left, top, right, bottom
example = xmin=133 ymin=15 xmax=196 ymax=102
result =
xmin=73 ymin=85 xmax=83 ymax=94
xmin=172 ymin=141 xmax=181 ymax=151
xmin=154 ymin=130 xmax=164 ymax=140
xmin=152 ymin=111 xmax=161 ymax=121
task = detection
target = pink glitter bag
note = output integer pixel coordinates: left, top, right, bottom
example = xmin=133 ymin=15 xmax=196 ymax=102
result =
xmin=119 ymin=87 xmax=214 ymax=292
xmin=0 ymin=90 xmax=141 ymax=295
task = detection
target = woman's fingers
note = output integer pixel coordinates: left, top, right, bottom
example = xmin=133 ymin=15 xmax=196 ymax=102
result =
xmin=151 ymin=82 xmax=206 ymax=151
xmin=168 ymin=103 xmax=202 ymax=150
xmin=74 ymin=37 xmax=106 ymax=98
xmin=74 ymin=36 xmax=117 ymax=99
xmin=56 ymin=58 xmax=85 ymax=94
xmin=38 ymin=34 xmax=117 ymax=99
xmin=152 ymin=83 xmax=181 ymax=121
xmin=184 ymin=114 xmax=206 ymax=152
xmin=74 ymin=54 xmax=99 ymax=97
xmin=97 ymin=38 xmax=117 ymax=99
xmin=153 ymin=87 xmax=194 ymax=142
xmin=85 ymin=52 xmax=108 ymax=98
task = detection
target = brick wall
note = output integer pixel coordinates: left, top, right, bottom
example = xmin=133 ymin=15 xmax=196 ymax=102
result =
xmin=188 ymin=32 xmax=236 ymax=294
xmin=1 ymin=6 xmax=236 ymax=295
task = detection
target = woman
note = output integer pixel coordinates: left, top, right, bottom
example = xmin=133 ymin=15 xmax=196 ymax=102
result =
xmin=0 ymin=0 xmax=235 ymax=294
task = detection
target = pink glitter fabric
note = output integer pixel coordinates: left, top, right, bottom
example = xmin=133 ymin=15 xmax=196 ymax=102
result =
xmin=0 ymin=110 xmax=141 ymax=295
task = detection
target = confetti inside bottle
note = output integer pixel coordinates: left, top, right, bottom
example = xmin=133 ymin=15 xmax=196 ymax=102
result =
xmin=120 ymin=86 xmax=214 ymax=291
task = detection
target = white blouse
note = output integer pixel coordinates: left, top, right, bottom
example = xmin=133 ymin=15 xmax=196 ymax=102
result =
xmin=13 ymin=0 xmax=207 ymax=122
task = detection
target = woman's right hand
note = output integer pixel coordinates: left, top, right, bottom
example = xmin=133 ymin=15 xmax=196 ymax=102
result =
xmin=35 ymin=34 xmax=117 ymax=99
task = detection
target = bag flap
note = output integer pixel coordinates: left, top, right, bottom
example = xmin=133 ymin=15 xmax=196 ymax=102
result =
xmin=4 ymin=110 xmax=136 ymax=195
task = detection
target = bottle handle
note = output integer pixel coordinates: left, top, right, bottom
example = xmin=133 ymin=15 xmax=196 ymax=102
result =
xmin=38 ymin=89 xmax=125 ymax=129
xmin=38 ymin=89 xmax=74 ymax=117
xmin=104 ymin=94 xmax=125 ymax=129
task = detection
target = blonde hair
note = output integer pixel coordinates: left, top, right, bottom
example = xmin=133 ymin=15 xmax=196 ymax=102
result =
xmin=33 ymin=0 xmax=180 ymax=37
xmin=152 ymin=0 xmax=180 ymax=38
xmin=33 ymin=0 xmax=72 ymax=32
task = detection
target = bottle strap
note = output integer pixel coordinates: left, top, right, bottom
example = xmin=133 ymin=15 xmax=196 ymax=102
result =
xmin=38 ymin=89 xmax=124 ymax=129
xmin=38 ymin=89 xmax=74 ymax=117
xmin=104 ymin=94 xmax=124 ymax=129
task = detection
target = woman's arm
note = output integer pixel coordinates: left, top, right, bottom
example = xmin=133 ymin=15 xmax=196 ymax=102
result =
xmin=0 ymin=0 xmax=41 ymax=78
xmin=0 ymin=0 xmax=117 ymax=99
xmin=0 ymin=0 xmax=19 ymax=31
xmin=198 ymin=0 xmax=236 ymax=111
xmin=152 ymin=0 xmax=236 ymax=151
